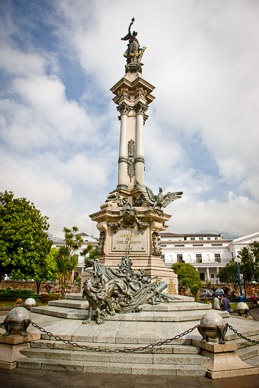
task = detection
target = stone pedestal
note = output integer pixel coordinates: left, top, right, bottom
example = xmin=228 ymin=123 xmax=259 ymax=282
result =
xmin=89 ymin=188 xmax=178 ymax=294
xmin=192 ymin=339 xmax=259 ymax=379
xmin=0 ymin=333 xmax=40 ymax=369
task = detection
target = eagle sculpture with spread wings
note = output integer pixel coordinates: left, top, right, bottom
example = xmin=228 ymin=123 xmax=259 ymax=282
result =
xmin=136 ymin=181 xmax=183 ymax=210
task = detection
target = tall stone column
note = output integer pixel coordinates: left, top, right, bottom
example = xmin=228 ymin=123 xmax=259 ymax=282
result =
xmin=117 ymin=103 xmax=131 ymax=189
xmin=135 ymin=102 xmax=147 ymax=185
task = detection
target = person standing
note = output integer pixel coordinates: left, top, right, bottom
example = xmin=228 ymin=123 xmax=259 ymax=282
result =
xmin=221 ymin=296 xmax=230 ymax=312
xmin=213 ymin=296 xmax=220 ymax=310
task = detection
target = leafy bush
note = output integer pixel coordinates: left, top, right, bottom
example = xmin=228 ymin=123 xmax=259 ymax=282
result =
xmin=0 ymin=288 xmax=36 ymax=300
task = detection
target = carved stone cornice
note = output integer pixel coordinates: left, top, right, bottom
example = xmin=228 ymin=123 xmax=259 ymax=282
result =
xmin=134 ymin=101 xmax=148 ymax=115
xmin=117 ymin=102 xmax=132 ymax=115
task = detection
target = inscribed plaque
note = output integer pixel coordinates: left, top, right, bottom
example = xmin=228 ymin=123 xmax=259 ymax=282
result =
xmin=112 ymin=229 xmax=146 ymax=252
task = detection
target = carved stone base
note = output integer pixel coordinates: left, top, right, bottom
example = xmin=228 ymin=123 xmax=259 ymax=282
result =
xmin=89 ymin=188 xmax=178 ymax=295
xmin=0 ymin=333 xmax=40 ymax=369
xmin=192 ymin=339 xmax=259 ymax=379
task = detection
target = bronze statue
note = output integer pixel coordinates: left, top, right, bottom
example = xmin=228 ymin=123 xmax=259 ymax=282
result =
xmin=136 ymin=181 xmax=183 ymax=210
xmin=82 ymin=253 xmax=177 ymax=324
xmin=121 ymin=18 xmax=146 ymax=66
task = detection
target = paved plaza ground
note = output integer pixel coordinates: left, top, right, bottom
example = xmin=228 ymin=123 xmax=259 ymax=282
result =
xmin=0 ymin=368 xmax=259 ymax=388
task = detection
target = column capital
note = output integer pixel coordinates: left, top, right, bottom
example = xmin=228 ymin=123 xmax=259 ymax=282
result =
xmin=134 ymin=101 xmax=148 ymax=115
xmin=117 ymin=102 xmax=131 ymax=115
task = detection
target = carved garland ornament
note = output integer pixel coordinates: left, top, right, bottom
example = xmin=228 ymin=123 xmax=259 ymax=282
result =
xmin=127 ymin=139 xmax=135 ymax=181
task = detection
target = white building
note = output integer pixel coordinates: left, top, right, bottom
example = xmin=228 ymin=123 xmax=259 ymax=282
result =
xmin=161 ymin=233 xmax=233 ymax=285
xmin=228 ymin=232 xmax=259 ymax=260
xmin=52 ymin=231 xmax=259 ymax=284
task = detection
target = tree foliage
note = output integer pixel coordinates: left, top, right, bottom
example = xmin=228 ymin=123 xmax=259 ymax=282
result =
xmin=55 ymin=227 xmax=83 ymax=292
xmin=172 ymin=262 xmax=201 ymax=295
xmin=239 ymin=241 xmax=259 ymax=282
xmin=81 ymin=244 xmax=98 ymax=268
xmin=0 ymin=191 xmax=52 ymax=288
xmin=217 ymin=260 xmax=238 ymax=285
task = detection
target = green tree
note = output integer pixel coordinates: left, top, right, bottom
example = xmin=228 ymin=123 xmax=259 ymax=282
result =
xmin=217 ymin=260 xmax=238 ymax=284
xmin=248 ymin=241 xmax=259 ymax=281
xmin=0 ymin=191 xmax=52 ymax=292
xmin=237 ymin=243 xmax=259 ymax=296
xmin=172 ymin=262 xmax=201 ymax=296
xmin=55 ymin=227 xmax=83 ymax=293
xmin=81 ymin=244 xmax=98 ymax=268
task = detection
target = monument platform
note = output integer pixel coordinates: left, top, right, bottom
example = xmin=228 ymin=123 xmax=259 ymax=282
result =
xmin=1 ymin=297 xmax=259 ymax=377
xmin=30 ymin=294 xmax=224 ymax=321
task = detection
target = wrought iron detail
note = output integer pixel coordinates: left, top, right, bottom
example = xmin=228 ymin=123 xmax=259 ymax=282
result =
xmin=227 ymin=324 xmax=259 ymax=344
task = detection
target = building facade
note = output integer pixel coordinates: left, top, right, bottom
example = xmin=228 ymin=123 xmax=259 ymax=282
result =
xmin=161 ymin=233 xmax=232 ymax=285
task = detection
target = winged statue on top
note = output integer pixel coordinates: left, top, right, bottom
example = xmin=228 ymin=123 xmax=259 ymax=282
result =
xmin=136 ymin=181 xmax=183 ymax=210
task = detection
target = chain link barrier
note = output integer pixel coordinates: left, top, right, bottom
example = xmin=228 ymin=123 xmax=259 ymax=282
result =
xmin=227 ymin=323 xmax=259 ymax=345
xmin=31 ymin=321 xmax=198 ymax=353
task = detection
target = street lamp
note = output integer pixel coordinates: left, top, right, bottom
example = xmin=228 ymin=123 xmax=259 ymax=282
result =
xmin=234 ymin=256 xmax=245 ymax=302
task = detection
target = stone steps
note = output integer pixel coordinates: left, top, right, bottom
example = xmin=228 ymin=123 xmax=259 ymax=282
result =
xmin=30 ymin=339 xmax=200 ymax=354
xmin=31 ymin=305 xmax=222 ymax=322
xmin=48 ymin=299 xmax=89 ymax=309
xmin=30 ymin=305 xmax=88 ymax=320
xmin=237 ymin=343 xmax=259 ymax=362
xmin=17 ymin=358 xmax=207 ymax=376
xmin=20 ymin=347 xmax=207 ymax=365
xmin=31 ymin=299 xmax=225 ymax=322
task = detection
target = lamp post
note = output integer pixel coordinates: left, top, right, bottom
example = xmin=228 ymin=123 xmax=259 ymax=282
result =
xmin=234 ymin=256 xmax=244 ymax=302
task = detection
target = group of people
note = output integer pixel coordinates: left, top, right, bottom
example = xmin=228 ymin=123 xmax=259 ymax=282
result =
xmin=213 ymin=293 xmax=259 ymax=311
xmin=212 ymin=295 xmax=231 ymax=312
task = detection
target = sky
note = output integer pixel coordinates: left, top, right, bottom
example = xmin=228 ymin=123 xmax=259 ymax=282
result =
xmin=0 ymin=0 xmax=259 ymax=239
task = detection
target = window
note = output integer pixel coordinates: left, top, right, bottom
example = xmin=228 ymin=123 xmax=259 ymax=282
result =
xmin=212 ymin=243 xmax=222 ymax=246
xmin=175 ymin=244 xmax=185 ymax=247
xmin=211 ymin=274 xmax=215 ymax=278
xmin=190 ymin=237 xmax=195 ymax=240
xmin=196 ymin=254 xmax=202 ymax=263
xmin=200 ymin=273 xmax=205 ymax=281
xmin=177 ymin=254 xmax=184 ymax=263
xmin=207 ymin=237 xmax=211 ymax=240
xmin=193 ymin=244 xmax=203 ymax=246
xmin=199 ymin=237 xmax=204 ymax=240
xmin=215 ymin=254 xmax=221 ymax=263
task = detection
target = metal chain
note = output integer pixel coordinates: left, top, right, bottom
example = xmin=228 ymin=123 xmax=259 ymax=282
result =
xmin=31 ymin=321 xmax=198 ymax=353
xmin=227 ymin=323 xmax=259 ymax=344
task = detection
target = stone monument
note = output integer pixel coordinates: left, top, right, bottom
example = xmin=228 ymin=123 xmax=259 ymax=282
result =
xmin=89 ymin=19 xmax=182 ymax=294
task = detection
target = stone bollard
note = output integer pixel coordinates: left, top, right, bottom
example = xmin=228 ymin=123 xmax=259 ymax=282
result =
xmin=193 ymin=312 xmax=259 ymax=379
xmin=0 ymin=307 xmax=40 ymax=369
